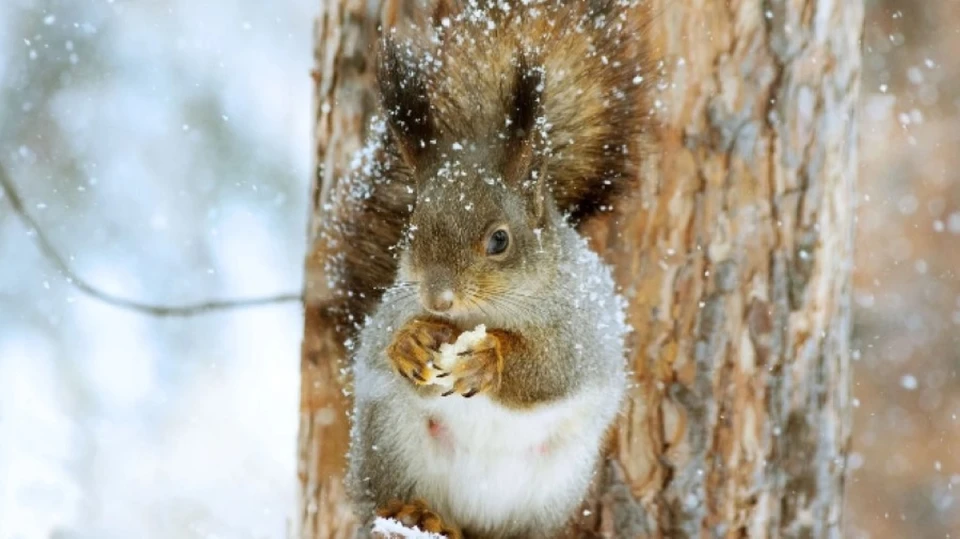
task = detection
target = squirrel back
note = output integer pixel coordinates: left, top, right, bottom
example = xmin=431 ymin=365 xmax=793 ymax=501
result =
xmin=320 ymin=0 xmax=655 ymax=335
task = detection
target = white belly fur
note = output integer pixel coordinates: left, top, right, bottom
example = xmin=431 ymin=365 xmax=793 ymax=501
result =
xmin=406 ymin=388 xmax=609 ymax=534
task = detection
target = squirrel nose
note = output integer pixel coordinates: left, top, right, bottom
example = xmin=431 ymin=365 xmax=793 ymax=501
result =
xmin=424 ymin=289 xmax=455 ymax=313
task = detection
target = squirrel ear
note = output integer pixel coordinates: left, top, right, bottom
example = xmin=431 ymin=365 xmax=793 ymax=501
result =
xmin=510 ymin=56 xmax=544 ymax=140
xmin=378 ymin=34 xmax=434 ymax=170
xmin=529 ymin=165 xmax=549 ymax=224
xmin=503 ymin=55 xmax=544 ymax=183
xmin=504 ymin=55 xmax=548 ymax=223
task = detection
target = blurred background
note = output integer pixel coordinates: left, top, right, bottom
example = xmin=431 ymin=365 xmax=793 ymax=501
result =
xmin=851 ymin=1 xmax=959 ymax=537
xmin=0 ymin=1 xmax=955 ymax=538
xmin=0 ymin=1 xmax=313 ymax=538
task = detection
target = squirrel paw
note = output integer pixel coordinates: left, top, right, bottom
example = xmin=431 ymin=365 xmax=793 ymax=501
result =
xmin=375 ymin=498 xmax=462 ymax=539
xmin=387 ymin=319 xmax=456 ymax=385
xmin=442 ymin=332 xmax=503 ymax=398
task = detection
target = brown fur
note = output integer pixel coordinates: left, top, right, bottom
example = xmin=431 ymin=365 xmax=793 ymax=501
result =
xmin=314 ymin=147 xmax=414 ymax=336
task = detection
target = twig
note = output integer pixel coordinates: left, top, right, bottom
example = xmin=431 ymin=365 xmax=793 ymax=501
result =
xmin=0 ymin=162 xmax=303 ymax=317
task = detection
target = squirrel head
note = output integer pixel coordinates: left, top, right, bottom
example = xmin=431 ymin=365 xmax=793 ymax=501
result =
xmin=379 ymin=34 xmax=559 ymax=322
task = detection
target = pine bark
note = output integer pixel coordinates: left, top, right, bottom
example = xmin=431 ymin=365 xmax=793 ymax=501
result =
xmin=298 ymin=2 xmax=379 ymax=538
xmin=298 ymin=1 xmax=862 ymax=537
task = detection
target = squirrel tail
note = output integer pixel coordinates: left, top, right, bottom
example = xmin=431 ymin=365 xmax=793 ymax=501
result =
xmin=384 ymin=0 xmax=658 ymax=222
xmin=535 ymin=0 xmax=658 ymax=222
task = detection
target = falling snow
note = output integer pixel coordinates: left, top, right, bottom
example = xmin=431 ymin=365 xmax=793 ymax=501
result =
xmin=851 ymin=2 xmax=960 ymax=538
xmin=0 ymin=1 xmax=957 ymax=539
xmin=0 ymin=1 xmax=312 ymax=538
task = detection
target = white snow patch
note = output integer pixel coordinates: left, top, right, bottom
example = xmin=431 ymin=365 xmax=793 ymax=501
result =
xmin=372 ymin=517 xmax=446 ymax=538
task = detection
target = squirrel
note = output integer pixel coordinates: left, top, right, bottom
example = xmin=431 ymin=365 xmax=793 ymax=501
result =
xmin=344 ymin=1 xmax=655 ymax=537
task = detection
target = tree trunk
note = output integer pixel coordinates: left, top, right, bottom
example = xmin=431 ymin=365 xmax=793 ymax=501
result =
xmin=298 ymin=2 xmax=380 ymax=538
xmin=297 ymin=1 xmax=862 ymax=537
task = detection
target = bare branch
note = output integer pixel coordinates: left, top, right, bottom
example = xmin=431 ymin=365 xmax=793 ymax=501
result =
xmin=0 ymin=162 xmax=303 ymax=317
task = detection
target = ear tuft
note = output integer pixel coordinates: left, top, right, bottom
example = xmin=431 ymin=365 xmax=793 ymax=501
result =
xmin=378 ymin=35 xmax=433 ymax=169
xmin=510 ymin=54 xmax=544 ymax=142
xmin=503 ymin=54 xmax=544 ymax=183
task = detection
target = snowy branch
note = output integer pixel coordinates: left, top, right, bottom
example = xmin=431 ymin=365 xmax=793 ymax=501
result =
xmin=0 ymin=162 xmax=303 ymax=317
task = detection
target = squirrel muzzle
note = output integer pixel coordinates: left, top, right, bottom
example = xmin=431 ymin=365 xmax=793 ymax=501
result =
xmin=419 ymin=272 xmax=457 ymax=315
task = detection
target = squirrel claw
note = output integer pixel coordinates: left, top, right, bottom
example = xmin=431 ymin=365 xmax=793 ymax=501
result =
xmin=387 ymin=319 xmax=457 ymax=387
xmin=445 ymin=333 xmax=504 ymax=398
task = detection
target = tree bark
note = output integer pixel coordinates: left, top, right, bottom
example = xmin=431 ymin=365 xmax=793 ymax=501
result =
xmin=298 ymin=2 xmax=381 ymax=538
xmin=298 ymin=1 xmax=862 ymax=537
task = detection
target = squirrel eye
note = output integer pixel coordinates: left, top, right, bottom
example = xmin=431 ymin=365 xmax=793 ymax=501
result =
xmin=486 ymin=228 xmax=510 ymax=256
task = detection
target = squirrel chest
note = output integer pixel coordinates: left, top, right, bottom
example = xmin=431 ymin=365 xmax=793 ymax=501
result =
xmin=400 ymin=386 xmax=607 ymax=533
xmin=349 ymin=225 xmax=629 ymax=537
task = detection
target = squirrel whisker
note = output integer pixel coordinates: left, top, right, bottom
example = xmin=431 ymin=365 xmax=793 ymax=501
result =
xmin=466 ymin=296 xmax=494 ymax=320
xmin=385 ymin=288 xmax=419 ymax=305
xmin=472 ymin=291 xmax=536 ymax=322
